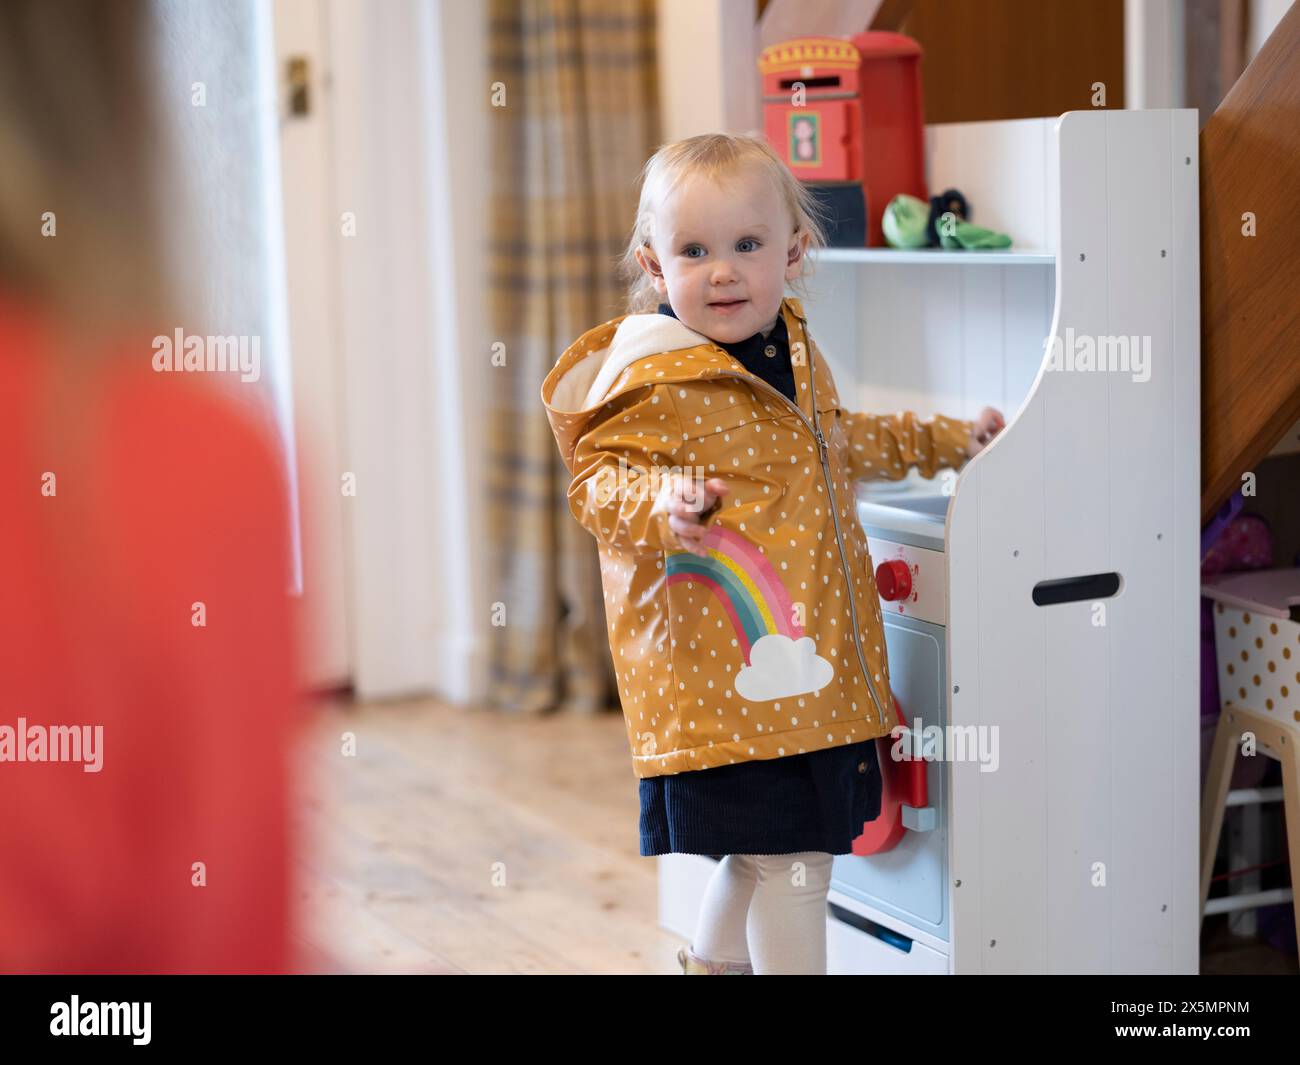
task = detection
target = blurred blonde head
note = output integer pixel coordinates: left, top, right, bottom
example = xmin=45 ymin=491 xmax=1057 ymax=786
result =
xmin=0 ymin=0 xmax=183 ymax=551
xmin=618 ymin=132 xmax=829 ymax=316
xmin=0 ymin=1 xmax=170 ymax=335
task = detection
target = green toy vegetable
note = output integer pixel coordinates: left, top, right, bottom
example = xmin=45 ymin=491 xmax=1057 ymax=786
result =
xmin=883 ymin=192 xmax=1014 ymax=251
xmin=882 ymin=193 xmax=931 ymax=248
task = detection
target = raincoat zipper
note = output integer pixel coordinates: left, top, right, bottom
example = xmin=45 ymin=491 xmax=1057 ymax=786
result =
xmin=704 ymin=354 xmax=889 ymax=726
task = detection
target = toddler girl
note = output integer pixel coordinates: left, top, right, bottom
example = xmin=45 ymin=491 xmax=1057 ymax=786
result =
xmin=541 ymin=132 xmax=1003 ymax=975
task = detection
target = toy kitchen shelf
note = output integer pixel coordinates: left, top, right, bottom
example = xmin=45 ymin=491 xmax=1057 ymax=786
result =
xmin=811 ymin=247 xmax=1055 ymax=266
xmin=657 ymin=109 xmax=1201 ymax=975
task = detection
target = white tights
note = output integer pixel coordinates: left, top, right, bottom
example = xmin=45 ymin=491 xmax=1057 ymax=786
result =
xmin=690 ymin=851 xmax=835 ymax=975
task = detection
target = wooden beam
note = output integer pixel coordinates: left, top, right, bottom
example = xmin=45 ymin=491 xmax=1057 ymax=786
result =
xmin=870 ymin=0 xmax=913 ymax=32
xmin=1199 ymin=0 xmax=1300 ymax=520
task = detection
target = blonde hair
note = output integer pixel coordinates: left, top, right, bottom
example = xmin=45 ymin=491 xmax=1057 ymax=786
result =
xmin=0 ymin=1 xmax=178 ymax=558
xmin=618 ymin=132 xmax=830 ymax=314
xmin=0 ymin=1 xmax=170 ymax=331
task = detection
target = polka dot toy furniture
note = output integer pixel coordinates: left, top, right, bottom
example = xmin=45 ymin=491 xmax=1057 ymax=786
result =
xmin=1200 ymin=570 xmax=1300 ymax=957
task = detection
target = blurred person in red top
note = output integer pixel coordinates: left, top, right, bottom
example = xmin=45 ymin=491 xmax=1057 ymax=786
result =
xmin=0 ymin=2 xmax=306 ymax=972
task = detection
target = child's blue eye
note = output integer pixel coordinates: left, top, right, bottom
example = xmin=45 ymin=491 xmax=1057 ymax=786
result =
xmin=683 ymin=245 xmax=704 ymax=258
xmin=737 ymin=238 xmax=760 ymax=252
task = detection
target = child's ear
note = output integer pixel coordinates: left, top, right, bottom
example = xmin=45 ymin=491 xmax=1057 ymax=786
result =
xmin=635 ymin=244 xmax=668 ymax=296
xmin=785 ymin=228 xmax=810 ymax=280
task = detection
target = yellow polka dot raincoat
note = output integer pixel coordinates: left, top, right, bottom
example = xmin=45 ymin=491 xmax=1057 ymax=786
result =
xmin=540 ymin=296 xmax=973 ymax=778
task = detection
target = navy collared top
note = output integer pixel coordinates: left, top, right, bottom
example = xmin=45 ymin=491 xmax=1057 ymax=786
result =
xmin=657 ymin=301 xmax=796 ymax=405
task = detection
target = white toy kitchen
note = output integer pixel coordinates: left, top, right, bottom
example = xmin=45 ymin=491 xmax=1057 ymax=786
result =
xmin=657 ymin=107 xmax=1202 ymax=975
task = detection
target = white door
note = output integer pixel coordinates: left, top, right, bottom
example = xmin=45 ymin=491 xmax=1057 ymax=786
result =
xmin=271 ymin=0 xmax=352 ymax=689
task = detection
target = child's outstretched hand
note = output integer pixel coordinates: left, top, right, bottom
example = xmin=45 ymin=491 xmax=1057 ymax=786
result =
xmin=663 ymin=475 xmax=728 ymax=557
xmin=967 ymin=407 xmax=1006 ymax=457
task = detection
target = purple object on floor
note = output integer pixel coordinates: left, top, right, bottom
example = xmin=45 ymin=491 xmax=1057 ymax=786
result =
xmin=1202 ymin=514 xmax=1274 ymax=576
xmin=1201 ymin=492 xmax=1243 ymax=559
xmin=1198 ymin=493 xmax=1295 ymax=955
xmin=1258 ymin=902 xmax=1298 ymax=955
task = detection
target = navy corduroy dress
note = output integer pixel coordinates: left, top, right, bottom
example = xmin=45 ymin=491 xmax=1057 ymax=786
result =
xmin=638 ymin=301 xmax=883 ymax=858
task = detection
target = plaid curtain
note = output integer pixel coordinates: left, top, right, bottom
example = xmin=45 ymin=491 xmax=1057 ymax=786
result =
xmin=484 ymin=0 xmax=659 ymax=714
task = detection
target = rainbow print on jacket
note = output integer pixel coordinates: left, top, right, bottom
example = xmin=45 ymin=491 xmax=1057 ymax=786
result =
xmin=666 ymin=524 xmax=835 ymax=702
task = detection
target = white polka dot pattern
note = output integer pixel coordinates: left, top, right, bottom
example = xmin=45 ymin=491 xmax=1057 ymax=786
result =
xmin=540 ymin=296 xmax=975 ymax=778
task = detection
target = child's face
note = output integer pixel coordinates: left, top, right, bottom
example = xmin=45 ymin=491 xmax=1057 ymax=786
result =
xmin=635 ymin=170 xmax=808 ymax=343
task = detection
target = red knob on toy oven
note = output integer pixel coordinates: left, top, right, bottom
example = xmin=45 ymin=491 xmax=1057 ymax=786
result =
xmin=875 ymin=559 xmax=912 ymax=601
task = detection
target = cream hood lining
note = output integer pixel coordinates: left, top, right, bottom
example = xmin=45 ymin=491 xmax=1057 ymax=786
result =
xmin=549 ymin=313 xmax=712 ymax=413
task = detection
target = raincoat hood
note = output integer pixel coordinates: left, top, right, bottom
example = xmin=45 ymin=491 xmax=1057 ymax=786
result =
xmin=544 ymin=306 xmax=744 ymax=473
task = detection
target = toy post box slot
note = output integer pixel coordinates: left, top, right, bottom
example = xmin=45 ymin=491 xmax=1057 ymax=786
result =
xmin=759 ymin=36 xmax=863 ymax=182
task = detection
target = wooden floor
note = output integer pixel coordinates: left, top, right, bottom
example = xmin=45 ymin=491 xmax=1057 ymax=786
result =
xmin=293 ymin=696 xmax=1297 ymax=975
xmin=293 ymin=696 xmax=684 ymax=974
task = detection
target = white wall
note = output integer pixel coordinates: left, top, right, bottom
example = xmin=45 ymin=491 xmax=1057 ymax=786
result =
xmin=1125 ymin=0 xmax=1295 ymax=112
xmin=1125 ymin=0 xmax=1185 ymax=109
xmin=322 ymin=0 xmax=487 ymax=702
xmin=428 ymin=0 xmax=490 ymax=706
xmin=1248 ymin=0 xmax=1294 ymax=57
xmin=656 ymin=0 xmax=760 ymax=138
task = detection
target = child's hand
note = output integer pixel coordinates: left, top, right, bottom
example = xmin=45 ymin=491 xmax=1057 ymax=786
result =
xmin=664 ymin=475 xmax=729 ymax=556
xmin=967 ymin=407 xmax=1005 ymax=457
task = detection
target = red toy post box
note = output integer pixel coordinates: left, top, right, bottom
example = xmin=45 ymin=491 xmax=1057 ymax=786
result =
xmin=759 ymin=32 xmax=928 ymax=247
